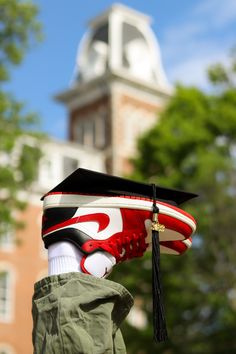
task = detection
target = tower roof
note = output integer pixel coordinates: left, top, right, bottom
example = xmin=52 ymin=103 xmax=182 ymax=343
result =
xmin=70 ymin=3 xmax=171 ymax=93
xmin=88 ymin=3 xmax=152 ymax=29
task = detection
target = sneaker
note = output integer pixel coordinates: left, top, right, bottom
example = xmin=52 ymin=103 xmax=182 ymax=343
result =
xmin=42 ymin=193 xmax=196 ymax=276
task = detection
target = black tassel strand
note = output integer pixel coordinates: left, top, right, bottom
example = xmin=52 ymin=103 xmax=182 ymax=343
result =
xmin=151 ymin=184 xmax=168 ymax=342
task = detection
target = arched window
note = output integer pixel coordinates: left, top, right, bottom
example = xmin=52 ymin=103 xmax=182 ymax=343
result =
xmin=0 ymin=343 xmax=15 ymax=354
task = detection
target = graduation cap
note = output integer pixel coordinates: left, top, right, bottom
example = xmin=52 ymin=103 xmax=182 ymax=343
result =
xmin=42 ymin=168 xmax=197 ymax=204
xmin=42 ymin=168 xmax=197 ymax=342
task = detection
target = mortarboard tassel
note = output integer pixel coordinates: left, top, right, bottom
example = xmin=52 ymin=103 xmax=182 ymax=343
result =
xmin=152 ymin=184 xmax=168 ymax=342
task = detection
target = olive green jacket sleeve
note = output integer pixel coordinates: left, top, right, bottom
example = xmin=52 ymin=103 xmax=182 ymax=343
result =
xmin=32 ymin=272 xmax=133 ymax=354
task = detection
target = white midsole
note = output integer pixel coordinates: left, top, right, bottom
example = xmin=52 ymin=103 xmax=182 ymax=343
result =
xmin=43 ymin=194 xmax=196 ymax=232
xmin=182 ymin=238 xmax=192 ymax=248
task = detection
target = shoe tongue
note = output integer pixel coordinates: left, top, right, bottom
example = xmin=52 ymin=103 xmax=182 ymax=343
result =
xmin=83 ymin=252 xmax=116 ymax=278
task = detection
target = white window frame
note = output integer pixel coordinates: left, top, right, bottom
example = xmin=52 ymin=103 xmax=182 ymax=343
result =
xmin=0 ymin=264 xmax=15 ymax=323
xmin=0 ymin=343 xmax=16 ymax=354
xmin=0 ymin=225 xmax=15 ymax=252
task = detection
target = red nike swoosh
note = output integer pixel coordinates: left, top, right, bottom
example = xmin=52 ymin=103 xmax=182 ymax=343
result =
xmin=43 ymin=213 xmax=110 ymax=236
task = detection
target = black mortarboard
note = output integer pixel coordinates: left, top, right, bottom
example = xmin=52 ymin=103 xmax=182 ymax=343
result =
xmin=42 ymin=168 xmax=197 ymax=342
xmin=42 ymin=168 xmax=197 ymax=204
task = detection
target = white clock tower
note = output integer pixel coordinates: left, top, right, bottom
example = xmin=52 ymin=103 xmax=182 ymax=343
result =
xmin=56 ymin=3 xmax=171 ymax=175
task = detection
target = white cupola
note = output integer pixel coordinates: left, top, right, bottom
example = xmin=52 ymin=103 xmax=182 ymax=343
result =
xmin=73 ymin=3 xmax=171 ymax=92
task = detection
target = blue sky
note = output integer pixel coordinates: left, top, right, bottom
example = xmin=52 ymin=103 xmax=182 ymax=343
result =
xmin=5 ymin=0 xmax=236 ymax=139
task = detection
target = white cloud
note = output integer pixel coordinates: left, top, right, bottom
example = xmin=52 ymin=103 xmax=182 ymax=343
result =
xmin=167 ymin=51 xmax=229 ymax=90
xmin=160 ymin=0 xmax=235 ymax=90
xmin=195 ymin=0 xmax=236 ymax=28
xmin=163 ymin=23 xmax=203 ymax=46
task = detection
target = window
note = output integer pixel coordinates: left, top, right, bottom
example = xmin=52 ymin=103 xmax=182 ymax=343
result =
xmin=0 ymin=268 xmax=14 ymax=322
xmin=122 ymin=22 xmax=155 ymax=81
xmin=0 ymin=344 xmax=15 ymax=354
xmin=41 ymin=159 xmax=53 ymax=181
xmin=0 ymin=225 xmax=14 ymax=251
xmin=94 ymin=115 xmax=106 ymax=148
xmin=92 ymin=23 xmax=108 ymax=44
xmin=84 ymin=120 xmax=95 ymax=147
xmin=75 ymin=115 xmax=106 ymax=149
xmin=75 ymin=121 xmax=84 ymax=145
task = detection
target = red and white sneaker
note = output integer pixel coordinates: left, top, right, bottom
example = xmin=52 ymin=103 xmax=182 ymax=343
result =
xmin=42 ymin=193 xmax=196 ymax=277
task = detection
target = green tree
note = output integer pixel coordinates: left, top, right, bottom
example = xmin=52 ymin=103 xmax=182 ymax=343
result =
xmin=0 ymin=0 xmax=42 ymax=237
xmin=0 ymin=0 xmax=41 ymax=81
xmin=111 ymin=55 xmax=236 ymax=353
